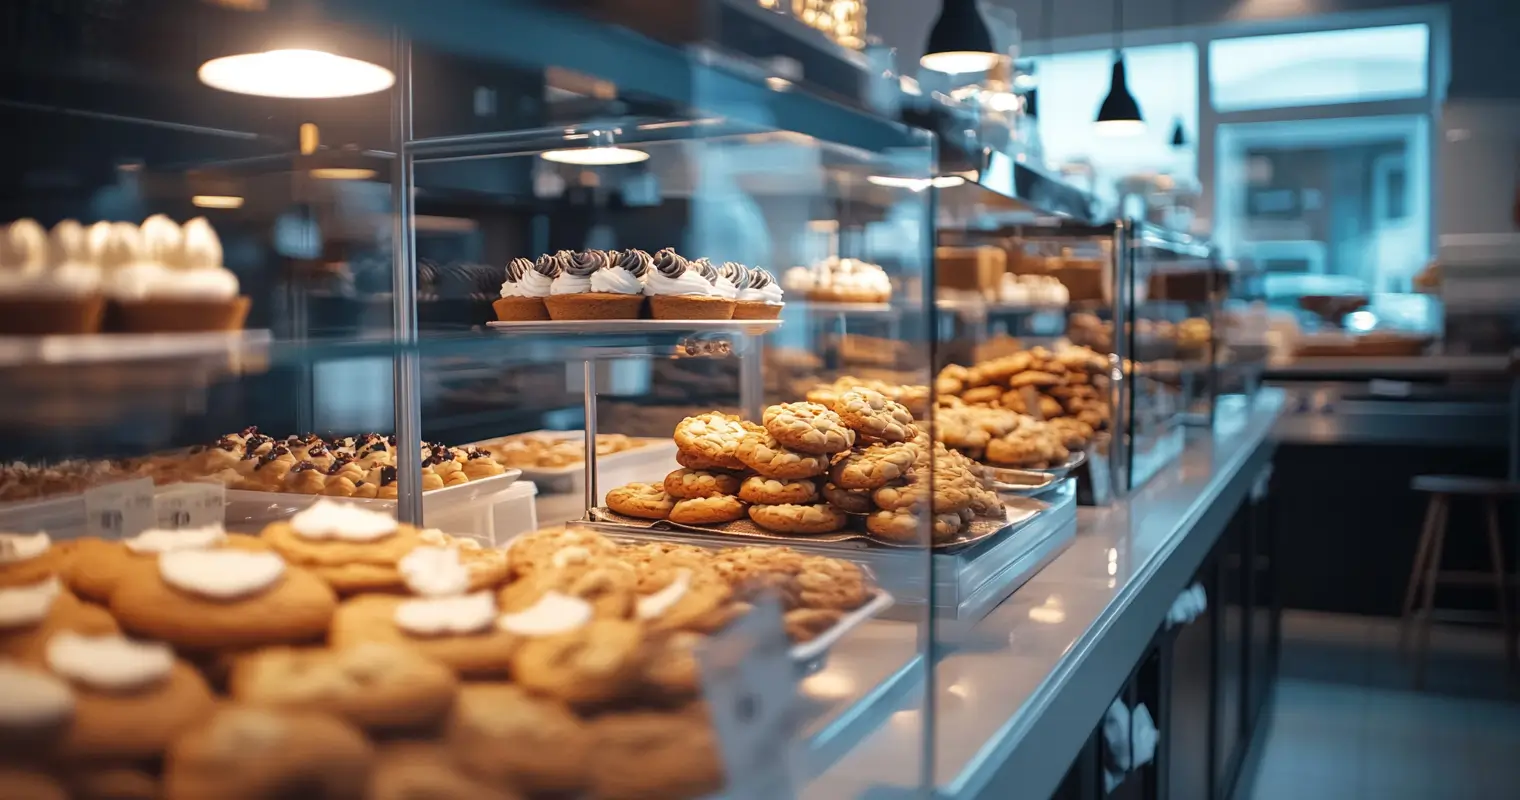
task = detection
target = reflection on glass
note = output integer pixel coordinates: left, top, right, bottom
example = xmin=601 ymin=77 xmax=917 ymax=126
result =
xmin=1209 ymin=24 xmax=1429 ymax=112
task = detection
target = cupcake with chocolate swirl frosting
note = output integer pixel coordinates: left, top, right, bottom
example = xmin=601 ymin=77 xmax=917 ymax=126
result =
xmin=543 ymin=249 xmax=645 ymax=320
xmin=643 ymin=247 xmax=735 ymax=320
xmin=493 ymin=256 xmax=552 ymax=321
xmin=732 ymin=263 xmax=785 ymax=319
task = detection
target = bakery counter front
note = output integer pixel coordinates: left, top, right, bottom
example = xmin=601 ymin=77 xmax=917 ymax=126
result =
xmin=806 ymin=390 xmax=1285 ymax=800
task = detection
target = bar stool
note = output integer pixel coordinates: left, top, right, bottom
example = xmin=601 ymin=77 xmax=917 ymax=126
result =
xmin=1399 ymin=475 xmax=1520 ymax=688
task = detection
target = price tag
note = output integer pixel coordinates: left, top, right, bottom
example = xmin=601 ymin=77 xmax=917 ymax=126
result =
xmin=699 ymin=598 xmax=801 ymax=800
xmin=154 ymin=482 xmax=226 ymax=530
xmin=83 ymin=478 xmax=156 ymax=540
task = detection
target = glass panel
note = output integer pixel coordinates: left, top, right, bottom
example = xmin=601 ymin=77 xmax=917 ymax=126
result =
xmin=1209 ymin=24 xmax=1430 ymax=112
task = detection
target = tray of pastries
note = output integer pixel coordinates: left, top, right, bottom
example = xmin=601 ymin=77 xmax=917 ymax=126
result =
xmin=597 ymin=396 xmax=1047 ymax=551
xmin=469 ymin=431 xmax=667 ymax=477
xmin=0 ymin=508 xmax=889 ymax=799
xmin=936 ymin=345 xmax=1111 ymax=433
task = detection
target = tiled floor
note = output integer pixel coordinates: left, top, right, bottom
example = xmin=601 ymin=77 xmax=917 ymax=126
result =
xmin=1243 ymin=611 xmax=1520 ymax=800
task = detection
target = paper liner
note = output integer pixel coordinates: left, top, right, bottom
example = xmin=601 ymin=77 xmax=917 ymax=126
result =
xmin=491 ymin=296 xmax=550 ymax=321
xmin=648 ymin=295 xmax=736 ymax=320
xmin=0 ymin=296 xmax=107 ymax=335
xmin=544 ymin=293 xmax=645 ymax=321
xmin=113 ymin=296 xmax=251 ymax=333
xmin=732 ymin=301 xmax=784 ymax=320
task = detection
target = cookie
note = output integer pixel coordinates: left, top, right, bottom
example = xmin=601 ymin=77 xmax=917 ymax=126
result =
xmin=639 ymin=631 xmax=703 ymax=702
xmin=820 ymin=481 xmax=874 ymax=514
xmin=668 ymin=496 xmax=747 ymax=525
xmin=0 ymin=582 xmax=119 ymax=663
xmin=734 ymin=430 xmax=829 ymax=480
xmin=662 ymin=468 xmax=743 ymax=500
xmin=969 ymin=486 xmax=1005 ymax=518
xmin=864 ymin=508 xmax=961 ymax=544
xmin=738 ymin=475 xmax=818 ymax=506
xmin=833 ymin=387 xmax=918 ymax=442
xmin=674 ymin=449 xmax=730 ymax=471
xmin=445 ymin=683 xmax=591 ymax=796
xmin=506 ymin=527 xmax=620 ymax=579
xmin=605 ymin=483 xmax=675 ymax=520
xmin=109 ymin=551 xmax=336 ymax=651
xmin=747 ymin=503 xmax=848 ymax=535
xmin=0 ymin=769 xmax=67 ymax=800
xmin=959 ymin=385 xmax=1004 ymax=406
xmin=0 ymin=661 xmax=75 ymax=757
xmin=260 ymin=502 xmax=425 ymax=595
xmin=1008 ymin=370 xmax=1061 ymax=388
xmin=63 ymin=532 xmax=270 ymax=605
xmin=499 ymin=559 xmax=637 ymax=619
xmin=229 ymin=642 xmax=458 ymax=734
xmin=794 ymin=556 xmax=870 ymax=610
xmin=872 ymin=479 xmax=973 ymax=515
xmin=66 ymin=767 xmax=159 ymax=800
xmin=587 ymin=710 xmax=725 ymax=800
xmin=785 ymin=608 xmax=845 ymax=643
xmin=368 ymin=741 xmax=522 ymax=800
xmin=512 ymin=618 xmax=645 ymax=708
xmin=829 ymin=442 xmax=917 ymax=489
xmin=163 ymin=706 xmax=373 ymax=800
xmin=762 ymin=402 xmax=856 ymax=455
xmin=672 ymin=413 xmax=753 ymax=471
xmin=330 ymin=593 xmax=519 ymax=679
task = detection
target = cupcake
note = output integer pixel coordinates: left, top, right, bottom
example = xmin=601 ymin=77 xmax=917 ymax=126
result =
xmin=729 ymin=263 xmax=785 ymax=319
xmin=494 ymin=257 xmax=550 ymax=321
xmin=0 ymin=218 xmax=106 ymax=334
xmin=108 ymin=216 xmax=250 ymax=333
xmin=544 ymin=250 xmax=645 ymax=320
xmin=644 ymin=248 xmax=734 ymax=320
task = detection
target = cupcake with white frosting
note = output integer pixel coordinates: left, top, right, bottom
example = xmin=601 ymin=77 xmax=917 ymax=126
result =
xmin=644 ymin=248 xmax=734 ymax=320
xmin=727 ymin=263 xmax=785 ymax=319
xmin=110 ymin=215 xmax=249 ymax=332
xmin=493 ymin=257 xmax=551 ymax=321
xmin=0 ymin=218 xmax=106 ymax=334
xmin=544 ymin=249 xmax=646 ymax=320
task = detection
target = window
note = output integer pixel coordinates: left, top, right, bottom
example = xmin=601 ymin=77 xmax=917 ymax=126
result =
xmin=1209 ymin=24 xmax=1429 ymax=112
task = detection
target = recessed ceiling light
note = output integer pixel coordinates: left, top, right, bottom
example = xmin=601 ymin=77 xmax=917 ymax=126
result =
xmin=192 ymin=195 xmax=245 ymax=209
xmin=866 ymin=175 xmax=966 ymax=191
xmin=198 ymin=49 xmax=394 ymax=99
xmin=309 ymin=167 xmax=377 ymax=180
xmin=539 ymin=147 xmax=650 ymax=166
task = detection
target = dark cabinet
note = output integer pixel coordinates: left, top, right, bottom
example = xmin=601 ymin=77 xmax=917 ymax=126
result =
xmin=1214 ymin=509 xmax=1249 ymax=799
xmin=1166 ymin=562 xmax=1216 ymax=800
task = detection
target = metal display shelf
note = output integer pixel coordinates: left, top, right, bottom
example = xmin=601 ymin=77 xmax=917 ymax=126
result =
xmin=0 ymin=330 xmax=273 ymax=369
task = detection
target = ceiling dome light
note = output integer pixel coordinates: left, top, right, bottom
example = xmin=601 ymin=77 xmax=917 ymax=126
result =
xmin=539 ymin=147 xmax=649 ymax=166
xmin=198 ymin=49 xmax=394 ymax=99
xmin=1095 ymin=56 xmax=1145 ymax=135
xmin=921 ymin=0 xmax=1000 ymax=74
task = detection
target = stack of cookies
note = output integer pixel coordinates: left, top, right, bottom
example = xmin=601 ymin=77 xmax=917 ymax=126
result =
xmin=936 ymin=345 xmax=1110 ymax=437
xmin=936 ymin=404 xmax=1078 ymax=469
xmin=0 ymin=513 xmax=879 ymax=799
xmin=605 ymin=389 xmax=1007 ymax=546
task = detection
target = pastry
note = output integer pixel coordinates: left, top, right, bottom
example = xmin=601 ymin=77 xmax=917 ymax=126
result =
xmin=645 ymin=248 xmax=735 ymax=320
xmin=865 ymin=508 xmax=963 ymax=544
xmin=444 ymin=683 xmax=591 ymax=796
xmin=494 ymin=256 xmax=552 ymax=321
xmin=793 ymin=556 xmax=869 ymax=610
xmin=45 ymin=632 xmax=215 ymax=761
xmin=833 ymin=386 xmax=918 ymax=442
xmin=368 ymin=741 xmax=522 ymax=800
xmin=0 ymin=660 xmax=75 ymax=754
xmin=738 ymin=475 xmax=819 ymax=506
xmin=734 ymin=429 xmax=828 ymax=480
xmin=634 ymin=568 xmax=739 ymax=635
xmin=668 ymin=495 xmax=747 ymax=525
xmin=330 ymin=593 xmax=519 ymax=679
xmin=0 ymin=581 xmax=120 ymax=662
xmin=0 ymin=533 xmax=62 ymax=588
xmin=675 ymin=448 xmax=733 ymax=471
xmin=873 ymin=477 xmax=973 ymax=515
xmin=544 ymin=249 xmax=647 ymax=320
xmin=672 ymin=412 xmax=752 ymax=470
xmin=0 ymin=768 xmax=69 ymax=800
xmin=163 ymin=706 xmax=373 ymax=800
xmin=260 ymin=500 xmax=424 ymax=595
xmin=828 ymin=442 xmax=917 ymax=489
xmin=782 ymin=256 xmax=891 ymax=303
xmin=505 ymin=527 xmax=621 ymax=579
xmin=662 ymin=468 xmax=743 ymax=500
xmin=747 ymin=503 xmax=848 ymax=535
xmin=762 ymin=401 xmax=855 ymax=455
xmin=511 ymin=618 xmax=645 ymax=708
xmin=65 ymin=767 xmax=159 ymax=800
xmin=605 ymin=482 xmax=675 ymax=520
xmin=109 ymin=216 xmax=251 ymax=333
xmin=821 ymin=481 xmax=874 ymax=514
xmin=587 ymin=709 xmax=725 ymax=800
xmin=0 ymin=218 xmax=106 ymax=335
xmin=229 ymin=642 xmax=458 ymax=734
xmin=728 ymin=262 xmax=785 ymax=320
xmin=109 ymin=550 xmax=336 ymax=651
xmin=498 ymin=560 xmax=637 ymax=619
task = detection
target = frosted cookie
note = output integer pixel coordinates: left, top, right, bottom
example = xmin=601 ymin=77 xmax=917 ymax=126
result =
xmin=762 ymin=402 xmax=856 ymax=455
xmin=668 ymin=495 xmax=747 ymax=525
xmin=511 ymin=618 xmax=645 ymax=708
xmin=0 ymin=581 xmax=119 ymax=663
xmin=64 ymin=529 xmax=266 ymax=604
xmin=662 ymin=468 xmax=743 ymax=500
xmin=330 ymin=593 xmax=519 ymax=679
xmin=261 ymin=500 xmax=423 ymax=595
xmin=737 ymin=475 xmax=818 ymax=506
xmin=747 ymin=503 xmax=848 ymax=535
xmin=368 ymin=741 xmax=522 ymax=800
xmin=0 ymin=533 xmax=62 ymax=588
xmin=635 ymin=567 xmax=740 ymax=635
xmin=109 ymin=550 xmax=336 ymax=651
xmin=163 ymin=706 xmax=373 ymax=800
xmin=445 ymin=683 xmax=591 ymax=796
xmin=0 ymin=661 xmax=74 ymax=753
xmin=734 ymin=429 xmax=829 ymax=480
xmin=229 ymin=642 xmax=458 ymax=734
xmin=828 ymin=442 xmax=917 ymax=489
xmin=587 ymin=710 xmax=725 ymax=800
xmin=672 ymin=412 xmax=753 ymax=471
xmin=605 ymin=482 xmax=676 ymax=520
xmin=833 ymin=387 xmax=918 ymax=442
xmin=45 ymin=632 xmax=215 ymax=761
xmin=820 ymin=481 xmax=874 ymax=514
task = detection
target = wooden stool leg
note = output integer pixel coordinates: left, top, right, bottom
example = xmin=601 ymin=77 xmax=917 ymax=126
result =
xmin=1414 ymin=494 xmax=1450 ymax=689
xmin=1400 ymin=495 xmax=1446 ymax=652
xmin=1483 ymin=498 xmax=1518 ymax=674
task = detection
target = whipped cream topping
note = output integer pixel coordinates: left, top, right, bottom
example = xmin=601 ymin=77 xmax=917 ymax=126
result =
xmin=93 ymin=216 xmax=238 ymax=301
xmin=738 ymin=266 xmax=784 ymax=304
xmin=549 ymin=272 xmax=592 ymax=295
xmin=0 ymin=577 xmax=60 ymax=629
xmin=0 ymin=219 xmax=102 ymax=298
xmin=46 ymin=632 xmax=174 ymax=692
xmin=394 ymin=591 xmax=495 ymax=636
xmin=784 ymin=257 xmax=890 ymax=299
xmin=160 ymin=550 xmax=285 ymax=600
xmin=645 ymin=250 xmax=718 ymax=297
xmin=496 ymin=591 xmax=592 ymax=636
xmin=140 ymin=214 xmax=184 ymax=268
xmin=589 ymin=265 xmax=644 ymax=295
xmin=0 ymin=532 xmax=50 ymax=564
xmin=125 ymin=524 xmax=228 ymax=555
xmin=711 ymin=273 xmax=739 ymax=300
xmin=518 ymin=269 xmax=555 ymax=298
xmin=499 ymin=257 xmax=534 ymax=298
xmin=0 ymin=662 xmax=73 ymax=728
xmin=289 ymin=498 xmax=398 ymax=542
xmin=636 ymin=570 xmax=692 ymax=620
xmin=398 ymin=546 xmax=470 ymax=597
xmin=1 ymin=218 xmax=48 ymax=275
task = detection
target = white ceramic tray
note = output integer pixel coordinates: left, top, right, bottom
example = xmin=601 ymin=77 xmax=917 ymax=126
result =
xmin=223 ymin=469 xmax=522 ymax=525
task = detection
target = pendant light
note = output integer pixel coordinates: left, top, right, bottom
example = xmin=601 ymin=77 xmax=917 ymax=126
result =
xmin=197 ymin=1 xmax=394 ymax=99
xmin=921 ymin=0 xmax=1000 ymax=75
xmin=1095 ymin=0 xmax=1144 ymax=136
xmin=1167 ymin=0 xmax=1188 ymax=148
xmin=540 ymin=129 xmax=649 ymax=166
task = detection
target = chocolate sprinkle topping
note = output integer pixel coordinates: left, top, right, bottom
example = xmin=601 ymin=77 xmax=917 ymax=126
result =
xmin=614 ymin=248 xmax=653 ymax=277
xmin=653 ymin=247 xmax=688 ymax=278
xmin=690 ymin=257 xmax=718 ymax=282
xmin=533 ymin=252 xmax=566 ymax=278
xmin=505 ymin=257 xmax=533 ymax=282
xmin=566 ymin=250 xmax=608 ymax=277
xmin=720 ymin=261 xmax=750 ymax=285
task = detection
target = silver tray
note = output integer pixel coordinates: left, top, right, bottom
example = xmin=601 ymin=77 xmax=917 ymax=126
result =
xmin=790 ymin=590 xmax=895 ymax=671
xmin=984 ymin=448 xmax=1087 ymax=483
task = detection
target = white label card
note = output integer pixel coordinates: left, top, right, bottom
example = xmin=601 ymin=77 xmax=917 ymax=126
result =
xmin=698 ymin=598 xmax=801 ymax=800
xmin=83 ymin=478 xmax=156 ymax=540
xmin=154 ymin=482 xmax=226 ymax=530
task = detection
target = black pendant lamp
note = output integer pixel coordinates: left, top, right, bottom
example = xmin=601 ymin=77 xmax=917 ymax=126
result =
xmin=1095 ymin=0 xmax=1144 ymax=135
xmin=921 ymin=0 xmax=999 ymax=75
xmin=1167 ymin=0 xmax=1187 ymax=147
xmin=1170 ymin=120 xmax=1188 ymax=147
